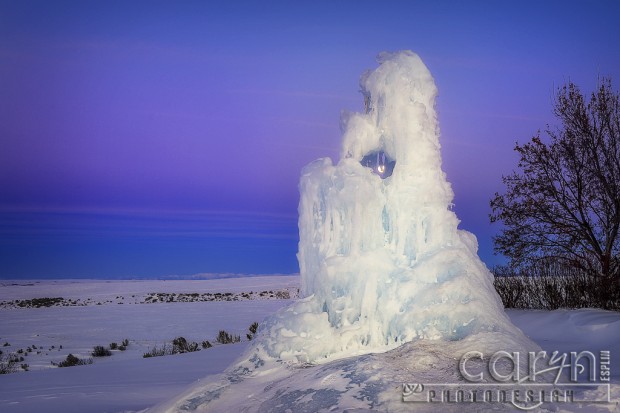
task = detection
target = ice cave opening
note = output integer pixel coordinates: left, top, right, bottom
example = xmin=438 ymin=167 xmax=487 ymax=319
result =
xmin=360 ymin=150 xmax=395 ymax=179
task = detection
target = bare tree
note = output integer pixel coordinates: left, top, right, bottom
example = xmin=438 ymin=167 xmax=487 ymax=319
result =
xmin=490 ymin=78 xmax=620 ymax=285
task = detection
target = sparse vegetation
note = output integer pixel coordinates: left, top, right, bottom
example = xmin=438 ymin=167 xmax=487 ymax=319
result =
xmin=118 ymin=338 xmax=129 ymax=351
xmin=172 ymin=337 xmax=199 ymax=353
xmin=275 ymin=290 xmax=290 ymax=299
xmin=216 ymin=330 xmax=240 ymax=344
xmin=246 ymin=322 xmax=259 ymax=340
xmin=143 ymin=336 xmax=201 ymax=358
xmin=493 ymin=261 xmax=620 ymax=310
xmin=143 ymin=344 xmax=175 ymax=358
xmin=143 ymin=329 xmax=247 ymax=359
xmin=1 ymin=288 xmax=298 ymax=309
xmin=91 ymin=345 xmax=112 ymax=357
xmin=53 ymin=354 xmax=93 ymax=368
xmin=20 ymin=297 xmax=65 ymax=308
xmin=143 ymin=327 xmax=249 ymax=358
xmin=0 ymin=353 xmax=19 ymax=374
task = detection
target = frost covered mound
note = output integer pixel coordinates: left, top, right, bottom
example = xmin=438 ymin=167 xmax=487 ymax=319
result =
xmin=152 ymin=51 xmax=546 ymax=412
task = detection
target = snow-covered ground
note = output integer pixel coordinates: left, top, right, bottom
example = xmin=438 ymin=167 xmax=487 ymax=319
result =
xmin=0 ymin=277 xmax=297 ymax=413
xmin=0 ymin=277 xmax=618 ymax=412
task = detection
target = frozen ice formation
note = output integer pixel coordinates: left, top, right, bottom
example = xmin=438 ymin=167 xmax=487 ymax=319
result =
xmin=152 ymin=50 xmax=544 ymax=413
xmin=252 ymin=50 xmax=532 ymax=363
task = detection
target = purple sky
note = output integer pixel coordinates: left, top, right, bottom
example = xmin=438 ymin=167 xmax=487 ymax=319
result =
xmin=1 ymin=1 xmax=620 ymax=278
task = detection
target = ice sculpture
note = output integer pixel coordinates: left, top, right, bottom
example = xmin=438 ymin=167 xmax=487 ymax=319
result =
xmin=254 ymin=50 xmax=530 ymax=363
xmin=152 ymin=51 xmax=541 ymax=413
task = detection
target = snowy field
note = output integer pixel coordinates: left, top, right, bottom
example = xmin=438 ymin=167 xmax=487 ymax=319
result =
xmin=0 ymin=276 xmax=618 ymax=413
xmin=0 ymin=277 xmax=298 ymax=413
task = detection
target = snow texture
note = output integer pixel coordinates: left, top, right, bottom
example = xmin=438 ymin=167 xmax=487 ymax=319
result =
xmin=152 ymin=51 xmax=616 ymax=412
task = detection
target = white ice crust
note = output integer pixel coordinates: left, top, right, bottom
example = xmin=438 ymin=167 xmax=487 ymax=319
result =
xmin=255 ymin=51 xmax=530 ymax=363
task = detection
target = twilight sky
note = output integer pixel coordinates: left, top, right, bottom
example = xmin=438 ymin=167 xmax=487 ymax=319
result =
xmin=1 ymin=1 xmax=619 ymax=278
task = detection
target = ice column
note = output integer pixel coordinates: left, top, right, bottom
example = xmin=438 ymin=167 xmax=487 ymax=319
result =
xmin=258 ymin=51 xmax=527 ymax=363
